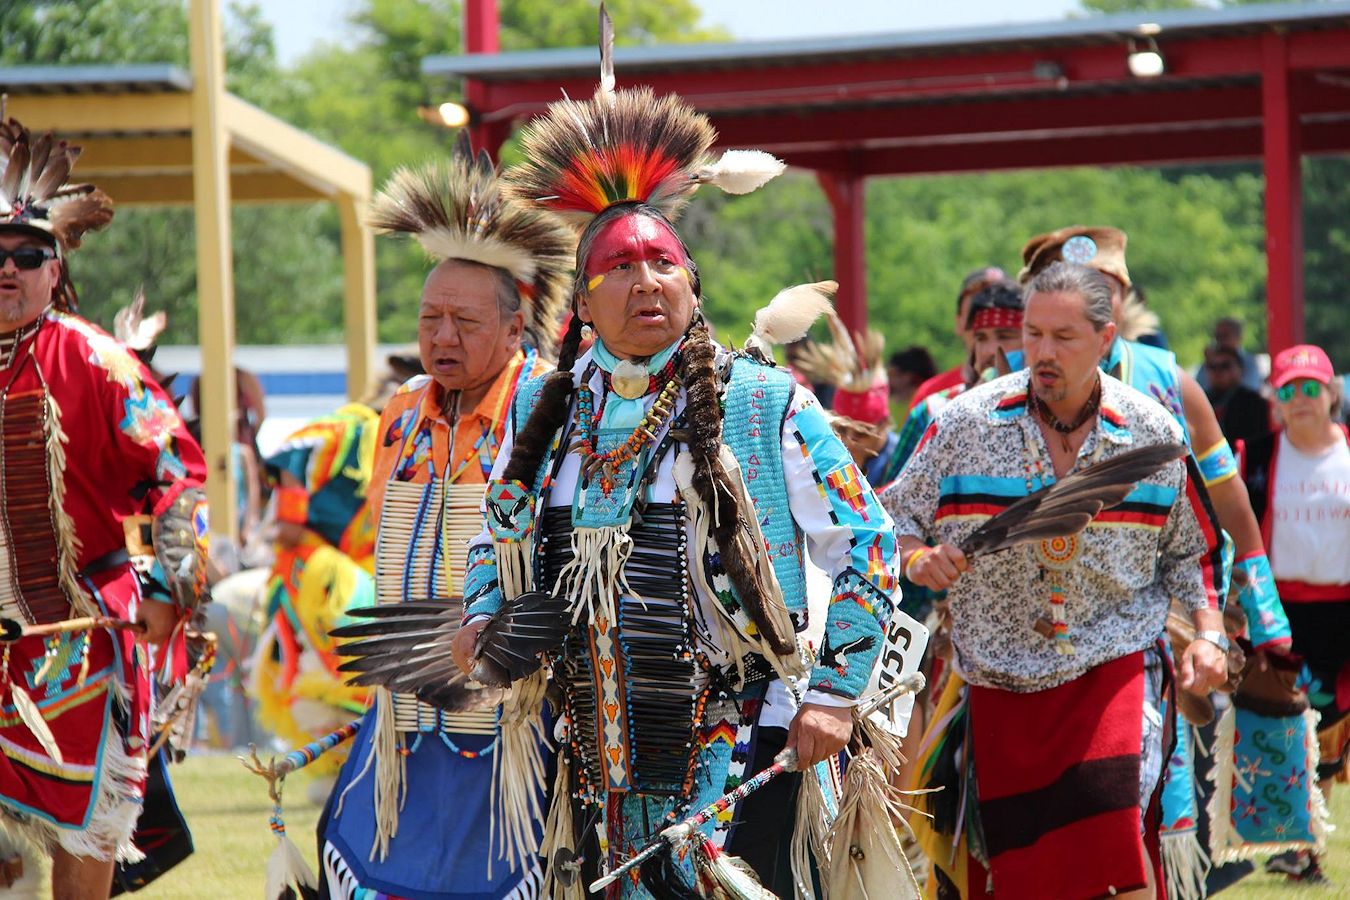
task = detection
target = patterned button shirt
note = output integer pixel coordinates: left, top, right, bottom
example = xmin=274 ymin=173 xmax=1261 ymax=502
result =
xmin=882 ymin=371 xmax=1221 ymax=692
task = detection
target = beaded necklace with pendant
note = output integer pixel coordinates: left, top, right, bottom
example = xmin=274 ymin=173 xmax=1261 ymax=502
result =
xmin=572 ymin=360 xmax=682 ymax=496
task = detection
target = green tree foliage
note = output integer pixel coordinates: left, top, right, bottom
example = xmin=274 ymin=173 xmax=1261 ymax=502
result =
xmin=4 ymin=0 xmax=1343 ymax=370
xmin=499 ymin=0 xmax=726 ymax=49
xmin=1302 ymin=158 xmax=1350 ymax=359
xmin=0 ymin=0 xmax=188 ymax=66
xmin=0 ymin=1 xmax=333 ymax=344
xmin=687 ymin=166 xmax=1267 ymax=370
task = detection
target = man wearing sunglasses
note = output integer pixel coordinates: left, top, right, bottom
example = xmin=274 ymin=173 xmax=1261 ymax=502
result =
xmin=0 ymin=115 xmax=208 ymax=897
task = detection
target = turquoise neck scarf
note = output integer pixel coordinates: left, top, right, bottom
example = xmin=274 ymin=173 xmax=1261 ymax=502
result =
xmin=590 ymin=336 xmax=681 ymax=429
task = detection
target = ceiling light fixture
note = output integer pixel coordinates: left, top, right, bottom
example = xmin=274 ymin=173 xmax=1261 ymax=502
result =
xmin=417 ymin=101 xmax=472 ymax=129
xmin=1128 ymin=24 xmax=1165 ymax=79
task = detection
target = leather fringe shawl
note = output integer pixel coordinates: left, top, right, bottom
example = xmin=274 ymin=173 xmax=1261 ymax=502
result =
xmin=678 ymin=322 xmax=795 ymax=657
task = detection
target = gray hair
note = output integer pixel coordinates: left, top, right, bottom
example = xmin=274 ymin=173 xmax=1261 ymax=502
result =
xmin=429 ymin=258 xmax=521 ymax=319
xmin=488 ymin=264 xmax=522 ymax=318
xmin=1023 ymin=261 xmax=1114 ymax=331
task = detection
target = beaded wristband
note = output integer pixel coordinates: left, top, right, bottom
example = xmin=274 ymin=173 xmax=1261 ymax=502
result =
xmin=1196 ymin=439 xmax=1238 ymax=487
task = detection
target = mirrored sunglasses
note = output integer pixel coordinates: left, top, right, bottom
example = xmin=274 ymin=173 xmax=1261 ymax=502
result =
xmin=1276 ymin=381 xmax=1322 ymax=402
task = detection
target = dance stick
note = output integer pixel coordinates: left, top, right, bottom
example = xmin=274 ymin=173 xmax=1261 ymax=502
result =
xmin=240 ymin=719 xmax=364 ymax=803
xmin=590 ymin=672 xmax=925 ymax=891
xmin=0 ymin=616 xmax=145 ymax=642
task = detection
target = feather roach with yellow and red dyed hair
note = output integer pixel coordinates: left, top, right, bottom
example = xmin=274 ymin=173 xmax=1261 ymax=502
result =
xmin=505 ymin=5 xmax=785 ymax=228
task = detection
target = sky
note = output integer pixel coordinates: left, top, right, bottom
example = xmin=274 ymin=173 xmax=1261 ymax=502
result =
xmin=257 ymin=0 xmax=1084 ymax=65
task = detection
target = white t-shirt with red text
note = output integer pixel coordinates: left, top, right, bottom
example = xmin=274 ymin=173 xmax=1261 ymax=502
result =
xmin=1269 ymin=431 xmax=1350 ymax=586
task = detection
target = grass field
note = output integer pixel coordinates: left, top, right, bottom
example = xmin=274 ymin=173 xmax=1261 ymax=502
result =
xmin=95 ymin=753 xmax=1344 ymax=898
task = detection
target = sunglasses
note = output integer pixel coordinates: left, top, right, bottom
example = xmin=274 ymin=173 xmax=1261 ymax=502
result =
xmin=0 ymin=247 xmax=56 ymax=271
xmin=1276 ymin=381 xmax=1323 ymax=402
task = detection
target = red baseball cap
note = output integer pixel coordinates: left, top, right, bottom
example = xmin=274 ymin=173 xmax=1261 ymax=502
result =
xmin=1270 ymin=344 xmax=1334 ymax=389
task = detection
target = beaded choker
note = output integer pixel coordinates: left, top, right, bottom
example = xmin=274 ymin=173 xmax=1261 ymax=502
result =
xmin=0 ymin=314 xmax=44 ymax=368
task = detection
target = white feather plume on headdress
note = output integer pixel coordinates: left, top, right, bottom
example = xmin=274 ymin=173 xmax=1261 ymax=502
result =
xmin=697 ymin=150 xmax=787 ymax=195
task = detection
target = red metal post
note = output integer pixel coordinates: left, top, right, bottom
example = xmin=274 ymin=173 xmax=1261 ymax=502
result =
xmin=464 ymin=0 xmax=503 ymax=158
xmin=816 ymin=168 xmax=868 ymax=334
xmin=1261 ymin=32 xmax=1304 ymax=353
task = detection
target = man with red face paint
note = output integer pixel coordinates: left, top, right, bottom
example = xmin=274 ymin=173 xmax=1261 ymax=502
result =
xmin=441 ymin=48 xmax=902 ymax=895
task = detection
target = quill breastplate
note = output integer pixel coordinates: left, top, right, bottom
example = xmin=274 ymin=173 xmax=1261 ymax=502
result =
xmin=375 ymin=479 xmax=495 ymax=735
xmin=538 ymin=501 xmax=711 ymax=799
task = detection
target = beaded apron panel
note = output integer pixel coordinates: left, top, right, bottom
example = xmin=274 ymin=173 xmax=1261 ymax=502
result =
xmin=0 ymin=388 xmax=74 ymax=625
xmin=539 ymin=502 xmax=709 ymax=799
xmin=376 ymin=479 xmax=495 ymax=736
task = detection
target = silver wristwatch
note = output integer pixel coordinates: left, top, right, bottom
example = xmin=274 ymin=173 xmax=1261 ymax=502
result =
xmin=1194 ymin=629 xmax=1231 ymax=653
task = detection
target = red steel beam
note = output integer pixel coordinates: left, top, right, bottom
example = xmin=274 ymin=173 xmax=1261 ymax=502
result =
xmin=1262 ymin=32 xmax=1304 ymax=352
xmin=471 ymin=28 xmax=1350 ymax=126
xmin=817 ymin=166 xmax=868 ymax=333
xmin=1288 ymin=27 xmax=1350 ymax=70
xmin=781 ymin=116 xmax=1350 ymax=176
xmin=710 ymin=83 xmax=1263 ymax=153
xmin=464 ymin=0 xmax=503 ymax=158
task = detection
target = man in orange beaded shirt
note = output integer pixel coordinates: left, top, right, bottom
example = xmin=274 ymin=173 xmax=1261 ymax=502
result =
xmin=315 ymin=140 xmax=571 ymax=900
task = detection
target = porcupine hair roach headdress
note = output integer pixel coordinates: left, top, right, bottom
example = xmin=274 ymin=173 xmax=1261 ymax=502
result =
xmin=504 ymin=3 xmax=785 ymax=232
xmin=368 ymin=130 xmax=574 ymax=358
xmin=0 ymin=102 xmax=115 ymax=312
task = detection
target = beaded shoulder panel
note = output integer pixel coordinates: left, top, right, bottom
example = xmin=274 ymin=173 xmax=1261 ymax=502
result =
xmin=720 ymin=354 xmax=805 ymax=618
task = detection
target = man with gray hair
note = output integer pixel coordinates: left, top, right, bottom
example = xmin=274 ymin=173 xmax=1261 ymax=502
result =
xmin=882 ymin=261 xmax=1227 ymax=899
xmin=311 ymin=137 xmax=571 ymax=900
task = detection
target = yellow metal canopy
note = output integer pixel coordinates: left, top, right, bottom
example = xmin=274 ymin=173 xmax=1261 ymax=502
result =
xmin=0 ymin=0 xmax=375 ymax=541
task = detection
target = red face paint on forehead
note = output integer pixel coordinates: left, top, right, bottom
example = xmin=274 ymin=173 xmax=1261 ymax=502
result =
xmin=584 ymin=213 xmax=688 ymax=277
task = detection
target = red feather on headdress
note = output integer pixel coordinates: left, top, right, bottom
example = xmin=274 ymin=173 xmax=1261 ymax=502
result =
xmin=505 ymin=4 xmax=784 ymax=228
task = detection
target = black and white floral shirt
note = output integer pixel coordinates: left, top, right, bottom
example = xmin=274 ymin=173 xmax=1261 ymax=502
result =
xmin=882 ymin=371 xmax=1221 ymax=692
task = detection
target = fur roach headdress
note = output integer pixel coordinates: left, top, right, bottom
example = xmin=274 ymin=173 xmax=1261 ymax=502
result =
xmin=505 ymin=4 xmax=784 ymax=228
xmin=368 ymin=131 xmax=574 ymax=357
